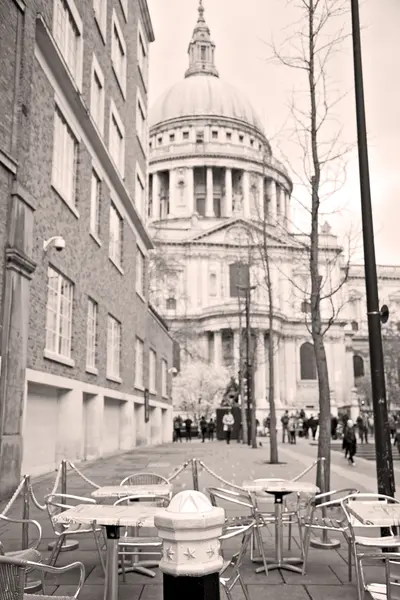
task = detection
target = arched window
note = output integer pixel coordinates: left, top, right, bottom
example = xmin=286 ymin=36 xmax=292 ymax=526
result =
xmin=300 ymin=342 xmax=316 ymax=380
xmin=353 ymin=355 xmax=364 ymax=378
xmin=166 ymin=297 xmax=176 ymax=310
xmin=351 ymin=320 xmax=359 ymax=332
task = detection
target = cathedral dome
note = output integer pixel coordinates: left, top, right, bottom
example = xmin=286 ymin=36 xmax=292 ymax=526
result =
xmin=149 ymin=75 xmax=264 ymax=132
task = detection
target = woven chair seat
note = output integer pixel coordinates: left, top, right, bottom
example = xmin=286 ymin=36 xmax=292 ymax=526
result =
xmin=302 ymin=515 xmax=347 ymax=530
xmin=6 ymin=549 xmax=42 ymax=563
xmin=25 ymin=595 xmax=75 ymax=600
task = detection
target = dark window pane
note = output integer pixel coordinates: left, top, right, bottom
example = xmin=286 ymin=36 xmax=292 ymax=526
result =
xmin=229 ymin=262 xmax=250 ymax=298
xmin=353 ymin=355 xmax=365 ymax=378
xmin=300 ymin=342 xmax=316 ymax=380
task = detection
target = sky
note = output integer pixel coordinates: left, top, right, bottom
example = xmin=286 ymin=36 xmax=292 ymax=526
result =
xmin=146 ymin=0 xmax=400 ymax=265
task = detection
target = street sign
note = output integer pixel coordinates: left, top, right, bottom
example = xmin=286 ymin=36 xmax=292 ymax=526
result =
xmin=380 ymin=305 xmax=389 ymax=324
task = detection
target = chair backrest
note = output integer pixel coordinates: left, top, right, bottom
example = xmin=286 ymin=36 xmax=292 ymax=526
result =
xmin=387 ymin=558 xmax=400 ymax=600
xmin=207 ymin=487 xmax=253 ymax=511
xmin=113 ymin=494 xmax=170 ymax=508
xmin=342 ymin=493 xmax=400 ymax=534
xmin=120 ymin=473 xmax=170 ymax=486
xmin=0 ymin=555 xmax=26 ymax=600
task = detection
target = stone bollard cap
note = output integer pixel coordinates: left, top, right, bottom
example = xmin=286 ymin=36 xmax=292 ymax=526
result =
xmin=154 ymin=490 xmax=225 ymax=577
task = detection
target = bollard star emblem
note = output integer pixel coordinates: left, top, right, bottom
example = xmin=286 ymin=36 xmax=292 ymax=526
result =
xmin=184 ymin=548 xmax=196 ymax=559
xmin=206 ymin=546 xmax=215 ymax=558
xmin=165 ymin=547 xmax=175 ymax=560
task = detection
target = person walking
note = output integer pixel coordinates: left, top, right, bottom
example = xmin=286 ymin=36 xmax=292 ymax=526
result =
xmin=394 ymin=427 xmax=400 ymax=457
xmin=184 ymin=417 xmax=192 ymax=442
xmin=344 ymin=419 xmax=357 ymax=466
xmin=173 ymin=415 xmax=182 ymax=442
xmin=222 ymin=410 xmax=234 ymax=445
xmin=200 ymin=416 xmax=208 ymax=443
xmin=288 ymin=414 xmax=297 ymax=444
xmin=208 ymin=418 xmax=215 ymax=441
xmin=281 ymin=411 xmax=289 ymax=443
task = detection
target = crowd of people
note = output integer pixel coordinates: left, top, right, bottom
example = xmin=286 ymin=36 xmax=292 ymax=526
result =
xmin=172 ymin=414 xmax=216 ymax=442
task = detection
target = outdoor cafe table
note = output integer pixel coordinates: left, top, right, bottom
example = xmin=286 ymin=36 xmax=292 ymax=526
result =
xmin=242 ymin=479 xmax=319 ymax=573
xmin=91 ymin=483 xmax=173 ymax=500
xmin=346 ymin=501 xmax=400 ymax=527
xmin=53 ymin=503 xmax=161 ymax=600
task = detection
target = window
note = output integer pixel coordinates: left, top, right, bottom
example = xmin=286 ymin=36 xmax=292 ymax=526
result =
xmin=52 ymin=105 xmax=78 ymax=208
xmin=136 ymin=93 xmax=146 ymax=149
xmin=212 ymin=130 xmax=218 ymax=140
xmin=250 ymin=139 xmax=254 ymax=147
xmin=138 ymin=25 xmax=148 ymax=82
xmin=45 ymin=267 xmax=73 ymax=359
xmin=239 ymin=134 xmax=244 ymax=142
xmin=107 ymin=315 xmax=121 ymax=379
xmin=111 ymin=10 xmax=126 ymax=95
xmin=90 ymin=55 xmax=105 ymax=133
xmin=158 ymin=136 xmax=163 ymax=145
xmin=136 ymin=246 xmax=145 ymax=296
xmin=135 ymin=168 xmax=145 ymax=216
xmin=90 ymin=169 xmax=101 ymax=238
xmin=135 ymin=338 xmax=144 ymax=388
xmin=200 ymin=45 xmax=206 ymax=61
xmin=209 ymin=272 xmax=217 ymax=296
xmin=149 ymin=349 xmax=156 ymax=393
xmin=301 ymin=300 xmax=312 ymax=314
xmin=166 ymin=297 xmax=176 ymax=310
xmin=183 ymin=131 xmax=189 ymax=140
xmin=353 ymin=355 xmax=365 ymax=379
xmin=226 ymin=132 xmax=232 ymax=141
xmin=93 ymin=0 xmax=106 ymax=41
xmin=86 ymin=298 xmax=97 ymax=370
xmin=53 ymin=0 xmax=82 ymax=86
xmin=109 ymin=101 xmax=125 ymax=176
xmin=169 ymin=133 xmax=175 ymax=142
xmin=300 ymin=342 xmax=317 ymax=380
xmin=196 ymin=129 xmax=204 ymax=143
xmin=229 ymin=262 xmax=250 ymax=298
xmin=161 ymin=359 xmax=168 ymax=397
xmin=351 ymin=320 xmax=359 ymax=332
xmin=109 ymin=203 xmax=123 ymax=267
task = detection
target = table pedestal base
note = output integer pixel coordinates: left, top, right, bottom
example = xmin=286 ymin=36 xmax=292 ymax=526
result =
xmin=48 ymin=539 xmax=79 ymax=552
xmin=255 ymin=557 xmax=303 ymax=574
xmin=119 ymin=560 xmax=159 ymax=578
xmin=310 ymin=536 xmax=341 ymax=549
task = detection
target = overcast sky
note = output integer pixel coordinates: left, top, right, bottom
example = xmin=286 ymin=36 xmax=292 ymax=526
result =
xmin=147 ymin=0 xmax=399 ymax=266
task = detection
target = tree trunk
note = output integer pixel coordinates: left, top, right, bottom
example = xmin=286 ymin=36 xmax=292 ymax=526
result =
xmin=238 ymin=294 xmax=248 ymax=444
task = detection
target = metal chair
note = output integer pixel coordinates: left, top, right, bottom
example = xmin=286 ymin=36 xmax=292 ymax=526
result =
xmin=207 ymin=487 xmax=268 ymax=575
xmin=45 ymin=493 xmax=105 ymax=573
xmin=0 ymin=514 xmax=42 ymax=563
xmin=0 ymin=554 xmax=85 ymax=600
xmin=302 ymin=488 xmax=359 ymax=579
xmin=362 ymin=554 xmax=400 ymax=600
xmin=219 ymin=522 xmax=254 ymax=600
xmin=113 ymin=494 xmax=169 ymax=579
xmin=342 ymin=493 xmax=400 ymax=600
xmin=120 ymin=473 xmax=170 ymax=486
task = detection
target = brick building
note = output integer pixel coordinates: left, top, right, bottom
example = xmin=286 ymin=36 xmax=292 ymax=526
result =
xmin=0 ymin=0 xmax=174 ymax=493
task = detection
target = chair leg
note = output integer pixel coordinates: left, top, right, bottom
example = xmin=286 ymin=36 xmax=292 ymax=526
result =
xmin=352 ymin=545 xmax=364 ymax=600
xmin=222 ymin=585 xmax=233 ymax=600
xmin=119 ymin=546 xmax=127 ymax=583
xmin=239 ymin=574 xmax=251 ymax=600
xmin=250 ymin=529 xmax=257 ymax=562
xmin=297 ymin=516 xmax=304 ymax=559
xmin=301 ymin=527 xmax=311 ymax=576
xmin=288 ymin=521 xmax=292 ymax=550
xmin=93 ymin=531 xmax=106 ymax=575
xmin=48 ymin=534 xmax=64 ymax=567
xmin=347 ymin=539 xmax=352 ymax=582
xmin=254 ymin=521 xmax=268 ymax=575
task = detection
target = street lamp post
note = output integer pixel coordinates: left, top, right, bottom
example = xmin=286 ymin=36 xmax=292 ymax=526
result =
xmin=350 ymin=0 xmax=395 ymax=497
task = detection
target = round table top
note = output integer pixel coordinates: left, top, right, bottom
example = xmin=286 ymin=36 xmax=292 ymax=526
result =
xmin=242 ymin=479 xmax=320 ymax=495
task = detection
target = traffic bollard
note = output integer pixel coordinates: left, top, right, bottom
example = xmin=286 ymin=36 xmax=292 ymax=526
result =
xmin=48 ymin=460 xmax=79 ymax=552
xmin=155 ymin=490 xmax=225 ymax=600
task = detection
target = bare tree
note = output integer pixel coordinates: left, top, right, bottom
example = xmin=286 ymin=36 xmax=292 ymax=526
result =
xmin=269 ymin=0 xmax=351 ymax=490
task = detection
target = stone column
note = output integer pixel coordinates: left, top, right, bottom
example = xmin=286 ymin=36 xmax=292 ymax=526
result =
xmin=206 ymin=167 xmax=214 ymax=217
xmin=284 ymin=339 xmax=296 ymax=408
xmin=276 ymin=185 xmax=283 ymax=222
xmin=84 ymin=393 xmax=105 ymax=459
xmin=169 ymin=169 xmax=176 ymax=217
xmin=152 ymin=172 xmax=160 ymax=219
xmin=273 ymin=335 xmax=281 ymax=407
xmin=0 ymin=183 xmax=37 ymax=497
xmin=268 ymin=179 xmax=277 ymax=222
xmin=258 ymin=176 xmax=264 ymax=221
xmin=214 ymin=330 xmax=222 ymax=367
xmin=56 ymin=387 xmax=83 ymax=462
xmin=162 ymin=407 xmax=173 ymax=443
xmin=255 ymin=331 xmax=267 ymax=410
xmin=151 ymin=406 xmax=163 ymax=445
xmin=187 ymin=167 xmax=194 ymax=216
xmin=242 ymin=170 xmax=250 ymax=217
xmin=285 ymin=190 xmax=291 ymax=230
xmin=225 ymin=167 xmax=233 ymax=217
xmin=120 ymin=400 xmax=134 ymax=450
xmin=233 ymin=330 xmax=241 ymax=371
xmin=135 ymin=403 xmax=147 ymax=446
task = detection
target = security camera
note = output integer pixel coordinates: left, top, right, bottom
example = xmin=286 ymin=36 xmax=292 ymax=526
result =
xmin=43 ymin=236 xmax=66 ymax=253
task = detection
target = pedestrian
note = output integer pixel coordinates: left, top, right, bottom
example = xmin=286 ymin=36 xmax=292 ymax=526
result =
xmin=288 ymin=414 xmax=297 ymax=444
xmin=281 ymin=410 xmax=289 ymax=443
xmin=173 ymin=415 xmax=182 ymax=442
xmin=208 ymin=418 xmax=215 ymax=441
xmin=331 ymin=415 xmax=338 ymax=440
xmin=184 ymin=416 xmax=193 ymax=442
xmin=344 ymin=419 xmax=357 ymax=466
xmin=309 ymin=415 xmax=318 ymax=441
xmin=200 ymin=416 xmax=208 ymax=443
xmin=394 ymin=427 xmax=400 ymax=456
xmin=222 ymin=410 xmax=234 ymax=444
xmin=368 ymin=414 xmax=374 ymax=437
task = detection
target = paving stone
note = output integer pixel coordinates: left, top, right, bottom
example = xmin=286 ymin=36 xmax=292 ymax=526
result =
xmin=281 ymin=564 xmax=341 ymax=585
xmin=55 ymin=584 xmax=143 ymax=600
xmin=331 ymin=564 xmax=386 ymax=585
xmin=306 ymin=584 xmax=358 ymax=600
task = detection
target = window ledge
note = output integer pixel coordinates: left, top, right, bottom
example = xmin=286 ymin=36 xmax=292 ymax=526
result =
xmin=136 ymin=133 xmax=146 ymax=159
xmin=51 ymin=184 xmax=80 ymax=219
xmin=90 ymin=231 xmax=102 ymax=247
xmin=149 ymin=388 xmax=157 ymax=396
xmin=44 ymin=349 xmax=75 ymax=367
xmin=109 ymin=256 xmax=124 ymax=275
xmin=86 ymin=365 xmax=98 ymax=375
xmin=94 ymin=13 xmax=106 ymax=45
xmin=137 ymin=64 xmax=148 ymax=94
xmin=135 ymin=384 xmax=145 ymax=392
xmin=162 ymin=394 xmax=169 ymax=401
xmin=136 ymin=290 xmax=146 ymax=303
xmin=107 ymin=374 xmax=122 ymax=384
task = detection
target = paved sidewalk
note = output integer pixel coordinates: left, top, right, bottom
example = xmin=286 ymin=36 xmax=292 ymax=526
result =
xmin=0 ymin=438 xmax=385 ymax=599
